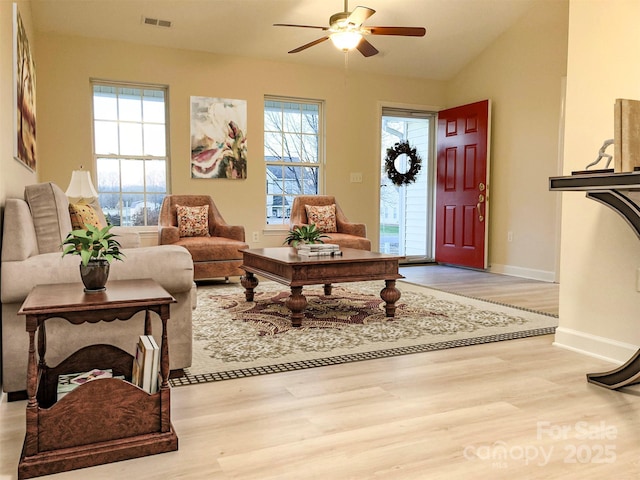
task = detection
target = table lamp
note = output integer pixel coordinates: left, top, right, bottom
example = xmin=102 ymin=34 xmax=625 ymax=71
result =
xmin=66 ymin=170 xmax=98 ymax=204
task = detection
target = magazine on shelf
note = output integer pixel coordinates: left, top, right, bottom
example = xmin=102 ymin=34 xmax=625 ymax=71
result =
xmin=71 ymin=368 xmax=112 ymax=385
xmin=57 ymin=368 xmax=123 ymax=400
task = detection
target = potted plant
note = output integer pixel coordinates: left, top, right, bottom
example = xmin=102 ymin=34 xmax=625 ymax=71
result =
xmin=283 ymin=223 xmax=330 ymax=247
xmin=61 ymin=223 xmax=124 ymax=292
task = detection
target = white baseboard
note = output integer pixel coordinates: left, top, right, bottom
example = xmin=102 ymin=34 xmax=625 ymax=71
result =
xmin=553 ymin=326 xmax=638 ymax=365
xmin=489 ymin=263 xmax=556 ymax=283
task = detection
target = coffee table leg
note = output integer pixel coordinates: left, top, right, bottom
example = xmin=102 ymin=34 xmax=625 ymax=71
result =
xmin=381 ymin=279 xmax=401 ymax=317
xmin=241 ymin=272 xmax=259 ymax=301
xmin=324 ymin=284 xmax=332 ymax=295
xmin=286 ymin=286 xmax=307 ymax=327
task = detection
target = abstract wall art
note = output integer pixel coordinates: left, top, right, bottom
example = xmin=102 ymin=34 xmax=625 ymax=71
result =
xmin=13 ymin=3 xmax=36 ymax=171
xmin=190 ymin=97 xmax=247 ymax=179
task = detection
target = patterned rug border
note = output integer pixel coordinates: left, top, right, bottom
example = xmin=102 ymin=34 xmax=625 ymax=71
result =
xmin=170 ymin=326 xmax=556 ymax=387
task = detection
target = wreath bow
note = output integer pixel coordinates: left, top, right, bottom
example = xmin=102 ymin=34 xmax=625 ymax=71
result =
xmin=384 ymin=141 xmax=422 ymax=186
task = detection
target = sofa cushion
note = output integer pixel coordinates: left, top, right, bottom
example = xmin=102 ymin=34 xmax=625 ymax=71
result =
xmin=69 ymin=203 xmax=104 ymax=230
xmin=305 ymin=204 xmax=337 ymax=233
xmin=24 ymin=183 xmax=73 ymax=254
xmin=177 ymin=205 xmax=210 ymax=237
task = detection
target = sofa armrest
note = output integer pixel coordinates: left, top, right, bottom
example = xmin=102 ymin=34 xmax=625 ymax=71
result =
xmin=1 ymin=245 xmax=194 ymax=304
xmin=158 ymin=225 xmax=180 ymax=245
xmin=337 ymin=221 xmax=367 ymax=238
xmin=212 ymin=224 xmax=245 ymax=242
xmin=1 ymin=198 xmax=39 ymax=261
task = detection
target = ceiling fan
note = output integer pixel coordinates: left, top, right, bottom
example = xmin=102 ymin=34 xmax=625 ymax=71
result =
xmin=274 ymin=1 xmax=426 ymax=57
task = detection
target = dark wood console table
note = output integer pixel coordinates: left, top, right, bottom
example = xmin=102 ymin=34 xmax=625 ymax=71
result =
xmin=550 ymin=170 xmax=640 ymax=389
xmin=17 ymin=279 xmax=178 ymax=479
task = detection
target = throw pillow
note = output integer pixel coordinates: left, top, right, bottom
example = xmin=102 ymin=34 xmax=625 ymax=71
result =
xmin=305 ymin=204 xmax=337 ymax=233
xmin=176 ymin=205 xmax=210 ymax=237
xmin=69 ymin=203 xmax=104 ymax=230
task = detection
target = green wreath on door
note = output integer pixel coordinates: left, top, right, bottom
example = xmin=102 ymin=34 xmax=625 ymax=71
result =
xmin=384 ymin=141 xmax=422 ymax=186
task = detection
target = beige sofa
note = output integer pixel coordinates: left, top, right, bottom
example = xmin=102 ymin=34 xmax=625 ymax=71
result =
xmin=1 ymin=183 xmax=195 ymax=397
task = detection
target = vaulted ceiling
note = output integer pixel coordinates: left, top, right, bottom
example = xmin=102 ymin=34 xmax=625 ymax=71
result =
xmin=31 ymin=0 xmax=539 ymax=81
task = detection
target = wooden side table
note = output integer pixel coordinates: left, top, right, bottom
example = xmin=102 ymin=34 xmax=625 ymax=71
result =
xmin=17 ymin=279 xmax=178 ymax=479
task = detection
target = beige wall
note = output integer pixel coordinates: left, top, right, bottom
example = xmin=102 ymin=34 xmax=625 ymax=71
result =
xmin=555 ymin=0 xmax=640 ymax=362
xmin=3 ymin=3 xmax=569 ymax=275
xmin=34 ymin=32 xmax=446 ymax=248
xmin=446 ymin=0 xmax=569 ymax=281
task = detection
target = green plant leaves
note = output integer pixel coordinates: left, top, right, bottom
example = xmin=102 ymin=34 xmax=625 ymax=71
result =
xmin=61 ymin=223 xmax=125 ymax=266
xmin=283 ymin=223 xmax=330 ymax=247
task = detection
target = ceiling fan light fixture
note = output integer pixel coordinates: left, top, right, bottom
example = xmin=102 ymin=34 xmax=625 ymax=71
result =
xmin=330 ymin=31 xmax=362 ymax=51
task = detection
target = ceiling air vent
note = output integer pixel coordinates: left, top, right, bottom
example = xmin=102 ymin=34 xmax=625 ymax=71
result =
xmin=141 ymin=16 xmax=172 ymax=28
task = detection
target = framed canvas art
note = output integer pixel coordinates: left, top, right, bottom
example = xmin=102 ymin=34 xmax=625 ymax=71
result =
xmin=190 ymin=97 xmax=247 ymax=179
xmin=13 ymin=3 xmax=36 ymax=171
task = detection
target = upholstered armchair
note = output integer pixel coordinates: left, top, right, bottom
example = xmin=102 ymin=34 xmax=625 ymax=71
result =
xmin=158 ymin=195 xmax=249 ymax=281
xmin=289 ymin=195 xmax=372 ymax=251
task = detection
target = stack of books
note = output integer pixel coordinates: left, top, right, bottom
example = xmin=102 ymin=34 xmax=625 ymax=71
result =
xmin=132 ymin=334 xmax=160 ymax=394
xmin=297 ymin=243 xmax=342 ymax=256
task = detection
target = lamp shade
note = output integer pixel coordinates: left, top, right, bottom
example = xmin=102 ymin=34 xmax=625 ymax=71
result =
xmin=330 ymin=31 xmax=362 ymax=51
xmin=66 ymin=170 xmax=98 ymax=204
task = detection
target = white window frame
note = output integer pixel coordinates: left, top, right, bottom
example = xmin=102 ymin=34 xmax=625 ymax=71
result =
xmin=90 ymin=79 xmax=170 ymax=231
xmin=264 ymin=95 xmax=325 ymax=228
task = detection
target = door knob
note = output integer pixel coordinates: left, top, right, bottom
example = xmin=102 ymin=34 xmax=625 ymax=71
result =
xmin=477 ymin=184 xmax=486 ymax=221
xmin=477 ymin=195 xmax=485 ymax=222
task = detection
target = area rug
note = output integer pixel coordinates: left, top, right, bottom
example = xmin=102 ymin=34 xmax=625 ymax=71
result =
xmin=170 ymin=281 xmax=558 ymax=387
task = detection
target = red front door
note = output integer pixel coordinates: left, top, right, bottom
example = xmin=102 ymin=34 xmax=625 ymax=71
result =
xmin=435 ymin=100 xmax=491 ymax=269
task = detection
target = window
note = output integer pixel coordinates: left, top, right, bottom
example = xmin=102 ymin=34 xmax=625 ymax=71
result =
xmin=91 ymin=81 xmax=169 ymax=227
xmin=264 ymin=97 xmax=323 ymax=225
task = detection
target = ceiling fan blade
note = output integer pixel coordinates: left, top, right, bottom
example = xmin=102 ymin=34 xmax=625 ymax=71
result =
xmin=346 ymin=6 xmax=375 ymax=27
xmin=274 ymin=23 xmax=329 ymax=30
xmin=288 ymin=36 xmax=330 ymax=54
xmin=367 ymin=26 xmax=426 ymax=37
xmin=356 ymin=38 xmax=379 ymax=57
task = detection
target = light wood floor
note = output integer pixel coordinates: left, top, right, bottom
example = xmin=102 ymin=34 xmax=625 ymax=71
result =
xmin=400 ymin=264 xmax=559 ymax=316
xmin=3 ymin=267 xmax=637 ymax=479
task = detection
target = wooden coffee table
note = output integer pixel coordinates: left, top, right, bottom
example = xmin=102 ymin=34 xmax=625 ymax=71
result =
xmin=240 ymin=247 xmax=404 ymax=327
